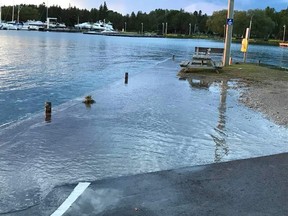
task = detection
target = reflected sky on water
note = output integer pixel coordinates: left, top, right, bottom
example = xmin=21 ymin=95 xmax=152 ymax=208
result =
xmin=0 ymin=31 xmax=288 ymax=127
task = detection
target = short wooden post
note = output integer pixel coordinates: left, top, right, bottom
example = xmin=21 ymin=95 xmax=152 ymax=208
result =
xmin=258 ymin=60 xmax=261 ymax=65
xmin=229 ymin=57 xmax=233 ymax=65
xmin=45 ymin=102 xmax=52 ymax=122
xmin=124 ymin=72 xmax=128 ymax=84
xmin=172 ymin=55 xmax=175 ymax=60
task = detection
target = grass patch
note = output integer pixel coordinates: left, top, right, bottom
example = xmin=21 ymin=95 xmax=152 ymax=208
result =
xmin=179 ymin=63 xmax=288 ymax=82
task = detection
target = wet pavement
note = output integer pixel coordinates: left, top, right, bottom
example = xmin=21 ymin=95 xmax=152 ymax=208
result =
xmin=6 ymin=153 xmax=288 ymax=216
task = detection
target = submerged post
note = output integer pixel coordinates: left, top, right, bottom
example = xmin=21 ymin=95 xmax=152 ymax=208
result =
xmin=223 ymin=0 xmax=235 ymax=66
xmin=45 ymin=102 xmax=52 ymax=122
xmin=124 ymin=72 xmax=128 ymax=84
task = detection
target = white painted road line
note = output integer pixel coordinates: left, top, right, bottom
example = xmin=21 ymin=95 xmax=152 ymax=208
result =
xmin=51 ymin=182 xmax=91 ymax=216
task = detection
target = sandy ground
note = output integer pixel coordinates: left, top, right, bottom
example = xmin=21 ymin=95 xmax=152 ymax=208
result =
xmin=239 ymin=80 xmax=288 ymax=126
xmin=178 ymin=63 xmax=288 ymax=127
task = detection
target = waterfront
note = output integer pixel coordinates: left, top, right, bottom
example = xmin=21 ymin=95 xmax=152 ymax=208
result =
xmin=0 ymin=31 xmax=288 ymax=214
xmin=0 ymin=31 xmax=288 ymax=128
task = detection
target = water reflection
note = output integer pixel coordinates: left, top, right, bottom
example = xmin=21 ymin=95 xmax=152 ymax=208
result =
xmin=212 ymin=81 xmax=229 ymax=162
xmin=188 ymin=78 xmax=229 ymax=162
xmin=187 ymin=78 xmax=211 ymax=89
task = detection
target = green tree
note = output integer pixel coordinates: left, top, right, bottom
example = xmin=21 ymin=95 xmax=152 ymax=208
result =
xmin=207 ymin=10 xmax=227 ymax=36
xmin=248 ymin=9 xmax=275 ymax=39
xmin=233 ymin=11 xmax=249 ymax=37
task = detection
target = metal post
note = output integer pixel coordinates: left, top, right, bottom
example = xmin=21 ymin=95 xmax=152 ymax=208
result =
xmin=46 ymin=0 xmax=49 ymax=20
xmin=223 ymin=0 xmax=235 ymax=67
xmin=12 ymin=5 xmax=15 ymax=21
xmin=17 ymin=5 xmax=20 ymax=23
xmin=283 ymin=25 xmax=286 ymax=42
xmin=249 ymin=15 xmax=253 ymax=38
xmin=165 ymin=22 xmax=168 ymax=35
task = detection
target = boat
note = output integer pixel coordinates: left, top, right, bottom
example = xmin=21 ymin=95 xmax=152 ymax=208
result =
xmin=279 ymin=42 xmax=288 ymax=47
xmin=76 ymin=20 xmax=116 ymax=33
xmin=20 ymin=20 xmax=45 ymax=31
xmin=75 ymin=22 xmax=92 ymax=29
xmin=0 ymin=22 xmax=19 ymax=30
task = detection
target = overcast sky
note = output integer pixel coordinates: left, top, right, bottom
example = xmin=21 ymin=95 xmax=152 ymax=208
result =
xmin=1 ymin=0 xmax=287 ymax=15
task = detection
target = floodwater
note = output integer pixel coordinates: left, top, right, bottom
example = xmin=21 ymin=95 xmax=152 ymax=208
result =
xmin=0 ymin=31 xmax=287 ymax=214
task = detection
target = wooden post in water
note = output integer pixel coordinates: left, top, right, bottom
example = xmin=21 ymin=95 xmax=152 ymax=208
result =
xmin=45 ymin=102 xmax=52 ymax=122
xmin=124 ymin=72 xmax=128 ymax=84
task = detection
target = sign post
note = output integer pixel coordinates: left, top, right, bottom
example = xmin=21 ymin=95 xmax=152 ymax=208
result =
xmin=223 ymin=0 xmax=235 ymax=67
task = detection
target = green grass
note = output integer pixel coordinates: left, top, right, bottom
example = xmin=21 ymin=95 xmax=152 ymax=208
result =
xmin=179 ymin=63 xmax=288 ymax=82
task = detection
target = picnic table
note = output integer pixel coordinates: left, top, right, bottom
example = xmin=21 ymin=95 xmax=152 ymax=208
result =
xmin=180 ymin=47 xmax=224 ymax=71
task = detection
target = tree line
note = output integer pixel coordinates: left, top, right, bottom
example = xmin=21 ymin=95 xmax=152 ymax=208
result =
xmin=1 ymin=2 xmax=287 ymax=39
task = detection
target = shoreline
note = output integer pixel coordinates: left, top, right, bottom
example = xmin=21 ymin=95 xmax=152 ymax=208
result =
xmin=178 ymin=63 xmax=288 ymax=127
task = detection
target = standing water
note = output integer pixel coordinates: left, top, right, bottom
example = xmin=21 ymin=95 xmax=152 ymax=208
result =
xmin=0 ymin=31 xmax=288 ymax=213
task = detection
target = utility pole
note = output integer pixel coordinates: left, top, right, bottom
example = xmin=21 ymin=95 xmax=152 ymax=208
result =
xmin=223 ymin=0 xmax=235 ymax=66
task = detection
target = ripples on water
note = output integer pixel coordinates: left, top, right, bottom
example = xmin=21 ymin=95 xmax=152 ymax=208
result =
xmin=0 ymin=31 xmax=288 ymax=213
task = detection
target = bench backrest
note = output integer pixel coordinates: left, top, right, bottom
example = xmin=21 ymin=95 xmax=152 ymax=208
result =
xmin=195 ymin=47 xmax=224 ymax=55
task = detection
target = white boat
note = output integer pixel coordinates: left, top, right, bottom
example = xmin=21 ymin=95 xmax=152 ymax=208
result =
xmin=75 ymin=22 xmax=92 ymax=29
xmin=76 ymin=20 xmax=115 ymax=33
xmin=0 ymin=22 xmax=18 ymax=30
xmin=20 ymin=20 xmax=45 ymax=31
xmin=279 ymin=42 xmax=288 ymax=47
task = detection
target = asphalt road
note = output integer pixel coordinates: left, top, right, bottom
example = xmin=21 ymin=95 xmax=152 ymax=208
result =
xmin=6 ymin=153 xmax=288 ymax=216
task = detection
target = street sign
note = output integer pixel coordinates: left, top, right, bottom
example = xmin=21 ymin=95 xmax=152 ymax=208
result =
xmin=227 ymin=18 xmax=234 ymax=26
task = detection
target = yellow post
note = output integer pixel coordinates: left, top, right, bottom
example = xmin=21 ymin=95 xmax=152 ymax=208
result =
xmin=241 ymin=28 xmax=250 ymax=62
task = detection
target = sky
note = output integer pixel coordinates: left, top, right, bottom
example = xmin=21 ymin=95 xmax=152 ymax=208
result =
xmin=0 ymin=0 xmax=287 ymax=15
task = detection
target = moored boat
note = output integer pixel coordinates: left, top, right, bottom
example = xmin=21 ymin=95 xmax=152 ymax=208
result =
xmin=76 ymin=20 xmax=116 ymax=33
xmin=279 ymin=42 xmax=288 ymax=47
